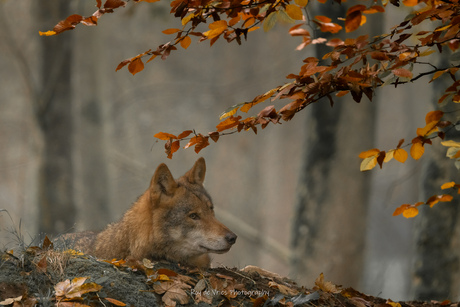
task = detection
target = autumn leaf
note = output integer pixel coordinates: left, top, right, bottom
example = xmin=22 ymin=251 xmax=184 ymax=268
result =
xmin=162 ymin=28 xmax=181 ymax=34
xmin=39 ymin=30 xmax=57 ymax=36
xmin=416 ymin=121 xmax=439 ymax=137
xmin=402 ymin=206 xmax=419 ymax=218
xmin=263 ymin=12 xmax=278 ymax=32
xmin=153 ymin=281 xmax=191 ymax=306
xmin=314 ymin=273 xmax=341 ymax=293
xmin=128 ymin=57 xmax=144 ymax=75
xmin=392 ymin=68 xmax=413 ymax=78
xmin=410 ymin=140 xmax=424 ymax=160
xmin=177 ymin=130 xmax=193 ymax=139
xmin=425 ymin=110 xmax=443 ymax=123
xmin=314 ymin=16 xmax=343 ymax=33
xmin=105 ymin=298 xmax=126 ymax=306
xmin=216 ymin=116 xmax=242 ymax=132
xmin=441 ymin=182 xmax=456 ymax=189
xmin=203 ymin=20 xmax=228 ymax=39
xmin=154 ymin=132 xmax=178 ymax=140
xmin=359 ymin=148 xmax=380 ymax=159
xmin=393 ymin=148 xmax=408 ymax=163
xmin=426 ymin=194 xmax=453 ymax=207
xmin=393 ymin=204 xmax=422 ymax=218
xmin=0 ymin=296 xmax=22 ymax=306
xmin=285 ymin=4 xmax=304 ymax=21
xmin=345 ymin=10 xmax=362 ymax=33
xmin=55 ymin=277 xmax=102 ymax=300
xmin=180 ymin=36 xmax=192 ymax=49
xmin=441 ymin=140 xmax=460 ymax=148
xmin=269 ymin=281 xmax=299 ymax=296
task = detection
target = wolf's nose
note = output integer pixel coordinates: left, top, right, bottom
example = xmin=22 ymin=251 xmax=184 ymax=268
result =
xmin=226 ymin=232 xmax=237 ymax=245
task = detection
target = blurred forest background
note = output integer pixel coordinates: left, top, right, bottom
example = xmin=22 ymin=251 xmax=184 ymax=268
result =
xmin=1 ymin=0 xmax=460 ymax=302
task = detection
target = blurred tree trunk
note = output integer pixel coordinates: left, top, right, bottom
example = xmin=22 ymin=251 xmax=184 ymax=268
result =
xmin=36 ymin=1 xmax=76 ymax=235
xmin=412 ymin=57 xmax=460 ymax=300
xmin=73 ymin=0 xmax=110 ymax=230
xmin=290 ymin=2 xmax=378 ymax=287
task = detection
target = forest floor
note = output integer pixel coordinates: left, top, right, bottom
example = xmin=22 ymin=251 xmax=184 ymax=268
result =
xmin=0 ymin=238 xmax=454 ymax=307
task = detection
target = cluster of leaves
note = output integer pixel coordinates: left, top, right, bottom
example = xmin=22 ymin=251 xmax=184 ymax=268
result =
xmin=1 ymin=237 xmax=126 ymax=307
xmin=42 ymin=0 xmax=460 ymax=217
xmin=42 ymin=0 xmax=460 ymax=153
xmin=358 ymin=111 xmax=448 ymax=171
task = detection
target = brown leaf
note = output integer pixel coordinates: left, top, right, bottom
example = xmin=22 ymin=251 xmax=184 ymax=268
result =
xmin=345 ymin=10 xmax=362 ymax=32
xmin=314 ymin=273 xmax=341 ymax=293
xmin=154 ymin=132 xmax=178 ymax=140
xmin=208 ymin=131 xmax=220 ymax=142
xmin=153 ymin=281 xmax=191 ymax=306
xmin=216 ymin=116 xmax=242 ymax=132
xmin=36 ymin=256 xmax=48 ymax=273
xmin=103 ymin=0 xmax=127 ymax=9
xmin=128 ymin=57 xmax=144 ymax=75
xmin=105 ymin=298 xmax=126 ymax=306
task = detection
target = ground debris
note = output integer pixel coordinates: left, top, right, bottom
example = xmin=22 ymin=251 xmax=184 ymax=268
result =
xmin=0 ymin=239 xmax=457 ymax=307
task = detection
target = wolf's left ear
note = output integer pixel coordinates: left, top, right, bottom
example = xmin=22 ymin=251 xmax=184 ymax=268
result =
xmin=151 ymin=163 xmax=177 ymax=195
xmin=186 ymin=157 xmax=206 ymax=185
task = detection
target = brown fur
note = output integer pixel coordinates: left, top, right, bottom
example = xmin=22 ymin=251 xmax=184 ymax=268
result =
xmin=56 ymin=158 xmax=237 ymax=268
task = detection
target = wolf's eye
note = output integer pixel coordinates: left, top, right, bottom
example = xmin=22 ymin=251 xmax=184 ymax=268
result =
xmin=189 ymin=213 xmax=200 ymax=220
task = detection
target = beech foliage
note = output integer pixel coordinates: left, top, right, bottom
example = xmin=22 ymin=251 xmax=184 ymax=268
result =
xmin=41 ymin=0 xmax=460 ymax=217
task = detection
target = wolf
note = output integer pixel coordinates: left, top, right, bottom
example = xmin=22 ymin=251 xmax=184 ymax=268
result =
xmin=56 ymin=157 xmax=237 ymax=268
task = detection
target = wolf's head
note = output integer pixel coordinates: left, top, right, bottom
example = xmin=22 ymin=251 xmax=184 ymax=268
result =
xmin=149 ymin=157 xmax=237 ymax=267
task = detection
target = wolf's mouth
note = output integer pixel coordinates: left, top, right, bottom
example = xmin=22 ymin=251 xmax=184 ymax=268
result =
xmin=200 ymin=246 xmax=231 ymax=254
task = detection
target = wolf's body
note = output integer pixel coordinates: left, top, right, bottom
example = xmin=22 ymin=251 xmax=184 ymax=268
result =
xmin=56 ymin=158 xmax=237 ymax=268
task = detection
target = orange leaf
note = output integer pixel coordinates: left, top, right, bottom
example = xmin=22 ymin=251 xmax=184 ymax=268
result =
xmin=393 ymin=204 xmax=411 ymax=216
xmin=180 ymin=36 xmax=192 ymax=49
xmin=154 ymin=132 xmax=177 ymax=140
xmin=416 ymin=120 xmax=439 ymax=137
xmin=314 ymin=16 xmax=343 ymax=33
xmin=162 ymin=28 xmax=181 ymax=34
xmin=345 ymin=11 xmax=362 ymax=33
xmin=430 ymin=70 xmax=447 ymax=83
xmin=394 ymin=148 xmax=408 ymax=163
xmin=425 ymin=110 xmax=443 ymax=124
xmin=128 ymin=57 xmax=144 ymax=75
xmin=441 ymin=182 xmax=456 ymax=189
xmin=177 ymin=130 xmax=193 ymax=139
xmin=285 ymin=4 xmax=304 ymax=20
xmin=203 ymin=20 xmax=228 ymax=39
xmin=39 ymin=30 xmax=57 ymax=36
xmin=359 ymin=148 xmax=380 ymax=159
xmin=402 ymin=206 xmax=419 ymax=218
xmin=105 ymin=298 xmax=126 ymax=306
xmin=216 ymin=116 xmax=242 ymax=132
xmin=410 ymin=141 xmax=424 ymax=160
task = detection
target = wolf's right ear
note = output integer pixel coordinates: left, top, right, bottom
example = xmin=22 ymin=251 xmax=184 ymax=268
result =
xmin=150 ymin=163 xmax=177 ymax=195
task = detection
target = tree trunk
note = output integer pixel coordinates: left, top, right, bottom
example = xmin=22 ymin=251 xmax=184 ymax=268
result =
xmin=290 ymin=1 xmax=378 ymax=287
xmin=36 ymin=1 xmax=76 ymax=235
xmin=412 ymin=57 xmax=460 ymax=300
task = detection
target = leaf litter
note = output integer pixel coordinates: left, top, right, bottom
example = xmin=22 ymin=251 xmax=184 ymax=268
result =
xmin=0 ymin=237 xmax=457 ymax=307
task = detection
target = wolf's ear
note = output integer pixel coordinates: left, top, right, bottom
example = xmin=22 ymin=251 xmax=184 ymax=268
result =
xmin=186 ymin=157 xmax=206 ymax=185
xmin=151 ymin=163 xmax=177 ymax=195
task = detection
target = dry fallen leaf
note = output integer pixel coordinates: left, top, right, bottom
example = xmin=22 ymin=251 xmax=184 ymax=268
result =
xmin=105 ymin=297 xmax=127 ymax=306
xmin=268 ymin=281 xmax=299 ymax=296
xmin=153 ymin=280 xmax=191 ymax=306
xmin=314 ymin=273 xmax=341 ymax=293
xmin=0 ymin=296 xmax=22 ymax=306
